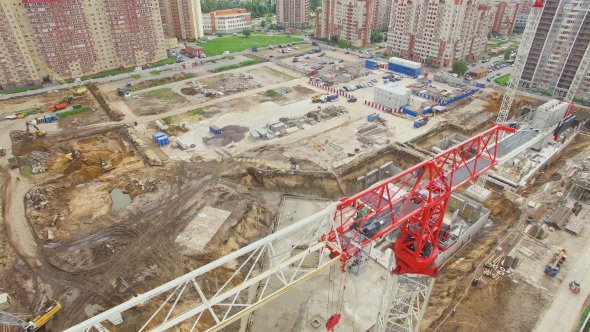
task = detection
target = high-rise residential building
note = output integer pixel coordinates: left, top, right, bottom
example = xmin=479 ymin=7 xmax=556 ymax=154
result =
xmin=372 ymin=0 xmax=391 ymax=31
xmin=0 ymin=0 xmax=167 ymax=90
xmin=492 ymin=1 xmax=520 ymax=35
xmin=516 ymin=0 xmax=535 ymax=28
xmin=315 ymin=0 xmax=373 ymax=47
xmin=386 ymin=0 xmax=495 ymax=67
xmin=277 ymin=0 xmax=310 ymax=28
xmin=159 ymin=0 xmax=204 ymax=40
xmin=521 ymin=0 xmax=590 ymax=100
xmin=202 ymin=9 xmax=252 ymax=35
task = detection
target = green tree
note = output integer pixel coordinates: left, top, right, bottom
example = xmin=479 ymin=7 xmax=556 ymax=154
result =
xmin=261 ymin=20 xmax=267 ymax=28
xmin=243 ymin=28 xmax=252 ymax=37
xmin=370 ymin=31 xmax=384 ymax=43
xmin=330 ymin=35 xmax=338 ymax=43
xmin=338 ymin=39 xmax=346 ymax=48
xmin=452 ymin=61 xmax=469 ymax=76
xmin=311 ymin=0 xmax=321 ymax=11
xmin=504 ymin=50 xmax=511 ymax=60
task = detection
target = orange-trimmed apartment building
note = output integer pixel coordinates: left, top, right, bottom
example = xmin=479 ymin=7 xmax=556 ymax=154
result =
xmin=202 ymin=9 xmax=252 ymax=35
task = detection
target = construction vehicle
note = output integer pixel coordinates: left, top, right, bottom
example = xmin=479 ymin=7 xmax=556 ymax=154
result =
xmin=49 ymin=101 xmax=68 ymax=112
xmin=100 ymin=155 xmax=114 ymax=172
xmin=8 ymin=156 xmax=18 ymax=169
xmin=26 ymin=122 xmax=46 ymax=137
xmin=65 ymin=124 xmax=517 ymax=332
xmin=570 ymin=281 xmax=581 ymax=293
xmin=491 ymin=91 xmax=500 ymax=100
xmin=0 ymin=148 xmax=5 ymax=156
xmin=65 ymin=150 xmax=85 ymax=163
xmin=0 ymin=296 xmax=61 ymax=331
xmin=16 ymin=113 xmax=26 ymax=119
xmin=413 ymin=115 xmax=430 ymax=128
xmin=544 ymin=249 xmax=567 ymax=277
xmin=311 ymin=93 xmax=328 ymax=103
xmin=116 ymin=277 xmax=149 ymax=308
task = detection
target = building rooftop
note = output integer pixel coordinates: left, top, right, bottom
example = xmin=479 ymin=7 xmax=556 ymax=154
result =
xmin=471 ymin=68 xmax=488 ymax=75
xmin=377 ymin=83 xmax=411 ymax=93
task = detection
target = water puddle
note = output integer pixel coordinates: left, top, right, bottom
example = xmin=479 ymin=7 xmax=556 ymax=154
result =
xmin=110 ymin=188 xmax=131 ymax=210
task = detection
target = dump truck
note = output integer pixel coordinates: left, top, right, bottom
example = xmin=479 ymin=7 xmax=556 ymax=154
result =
xmin=49 ymin=102 xmax=67 ymax=112
xmin=8 ymin=156 xmax=18 ymax=169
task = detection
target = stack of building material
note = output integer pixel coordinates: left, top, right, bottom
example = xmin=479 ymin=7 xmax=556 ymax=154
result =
xmin=546 ymin=207 xmax=571 ymax=230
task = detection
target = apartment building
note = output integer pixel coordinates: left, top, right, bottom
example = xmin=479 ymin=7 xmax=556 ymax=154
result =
xmin=372 ymin=0 xmax=391 ymax=30
xmin=492 ymin=1 xmax=520 ymax=35
xmin=0 ymin=0 xmax=167 ymax=90
xmin=315 ymin=0 xmax=373 ymax=47
xmin=277 ymin=0 xmax=310 ymax=29
xmin=386 ymin=0 xmax=495 ymax=67
xmin=202 ymin=9 xmax=251 ymax=35
xmin=521 ymin=0 xmax=590 ymax=100
xmin=159 ymin=0 xmax=204 ymax=40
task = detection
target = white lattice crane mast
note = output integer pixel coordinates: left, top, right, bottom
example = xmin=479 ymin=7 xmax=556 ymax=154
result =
xmin=565 ymin=40 xmax=590 ymax=102
xmin=496 ymin=0 xmax=545 ymax=123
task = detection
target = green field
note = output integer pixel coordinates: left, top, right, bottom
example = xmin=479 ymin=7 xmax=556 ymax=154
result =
xmin=0 ymin=86 xmax=43 ymax=94
xmin=141 ymin=88 xmax=184 ymax=100
xmin=494 ymin=74 xmax=510 ymax=85
xmin=201 ymin=36 xmax=303 ymax=56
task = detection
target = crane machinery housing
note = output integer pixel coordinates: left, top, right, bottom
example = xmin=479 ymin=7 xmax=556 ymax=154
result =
xmin=62 ymin=123 xmax=515 ymax=332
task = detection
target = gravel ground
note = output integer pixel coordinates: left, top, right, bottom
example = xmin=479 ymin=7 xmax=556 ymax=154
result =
xmin=202 ymin=125 xmax=249 ymax=147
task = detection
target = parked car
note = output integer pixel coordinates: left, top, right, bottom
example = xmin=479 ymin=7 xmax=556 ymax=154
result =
xmin=347 ymin=97 xmax=357 ymax=102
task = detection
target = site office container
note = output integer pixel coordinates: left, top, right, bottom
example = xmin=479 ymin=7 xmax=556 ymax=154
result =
xmin=209 ymin=125 xmax=222 ymax=135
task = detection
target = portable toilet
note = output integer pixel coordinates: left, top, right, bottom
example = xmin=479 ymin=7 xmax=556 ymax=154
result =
xmin=252 ymin=46 xmax=258 ymax=52
xmin=153 ymin=132 xmax=166 ymax=143
xmin=44 ymin=114 xmax=58 ymax=123
xmin=157 ymin=135 xmax=169 ymax=146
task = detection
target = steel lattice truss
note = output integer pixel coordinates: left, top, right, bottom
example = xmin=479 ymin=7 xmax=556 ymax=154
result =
xmin=64 ymin=205 xmax=340 ymax=332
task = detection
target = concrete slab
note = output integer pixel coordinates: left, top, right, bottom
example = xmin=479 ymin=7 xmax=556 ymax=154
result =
xmin=175 ymin=206 xmax=231 ymax=252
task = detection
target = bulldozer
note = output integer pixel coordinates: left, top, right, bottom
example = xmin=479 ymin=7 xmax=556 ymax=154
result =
xmin=100 ymin=155 xmax=114 ymax=172
xmin=491 ymin=91 xmax=501 ymax=101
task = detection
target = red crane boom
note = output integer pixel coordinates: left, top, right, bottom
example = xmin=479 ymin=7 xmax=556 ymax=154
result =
xmin=323 ymin=123 xmax=515 ymax=278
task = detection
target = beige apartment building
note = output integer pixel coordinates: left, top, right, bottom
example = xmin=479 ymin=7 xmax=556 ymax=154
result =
xmin=276 ymin=0 xmax=310 ymax=29
xmin=315 ymin=0 xmax=373 ymax=47
xmin=372 ymin=0 xmax=391 ymax=30
xmin=202 ymin=9 xmax=251 ymax=35
xmin=159 ymin=0 xmax=204 ymax=40
xmin=386 ymin=0 xmax=495 ymax=67
xmin=0 ymin=0 xmax=168 ymax=90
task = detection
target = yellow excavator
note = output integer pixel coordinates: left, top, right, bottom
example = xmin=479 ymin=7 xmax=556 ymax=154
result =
xmin=65 ymin=150 xmax=85 ymax=163
xmin=0 ymin=295 xmax=61 ymax=331
xmin=26 ymin=121 xmax=46 ymax=137
xmin=100 ymin=155 xmax=114 ymax=172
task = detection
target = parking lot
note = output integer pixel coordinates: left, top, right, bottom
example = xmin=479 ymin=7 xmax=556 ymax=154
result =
xmin=269 ymin=48 xmax=371 ymax=73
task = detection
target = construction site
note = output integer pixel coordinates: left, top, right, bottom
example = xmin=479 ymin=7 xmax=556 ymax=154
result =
xmin=1 ymin=38 xmax=590 ymax=332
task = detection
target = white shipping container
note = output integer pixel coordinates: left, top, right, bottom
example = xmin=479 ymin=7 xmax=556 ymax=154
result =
xmin=176 ymin=138 xmax=188 ymax=150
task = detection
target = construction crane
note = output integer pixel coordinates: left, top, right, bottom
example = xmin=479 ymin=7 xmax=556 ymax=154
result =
xmin=475 ymin=0 xmax=544 ymax=189
xmin=63 ymin=123 xmax=515 ymax=332
xmin=0 ymin=296 xmax=61 ymax=331
xmin=496 ymin=0 xmax=544 ymax=124
xmin=22 ymin=51 xmax=87 ymax=97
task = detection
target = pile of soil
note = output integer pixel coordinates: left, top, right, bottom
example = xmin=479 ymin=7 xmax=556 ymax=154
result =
xmin=202 ymin=125 xmax=249 ymax=147
xmin=181 ymin=88 xmax=198 ymax=96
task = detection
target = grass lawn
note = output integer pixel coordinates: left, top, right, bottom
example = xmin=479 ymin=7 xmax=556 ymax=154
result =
xmin=150 ymin=70 xmax=162 ymax=75
xmin=56 ymin=106 xmax=91 ymax=118
xmin=215 ymin=60 xmax=261 ymax=72
xmin=494 ymin=74 xmax=510 ymax=85
xmin=574 ymin=98 xmax=590 ymax=104
xmin=200 ymin=35 xmax=303 ymax=56
xmin=141 ymin=88 xmax=184 ymax=100
xmin=0 ymin=85 xmax=43 ymax=94
xmin=532 ymin=90 xmax=553 ymax=97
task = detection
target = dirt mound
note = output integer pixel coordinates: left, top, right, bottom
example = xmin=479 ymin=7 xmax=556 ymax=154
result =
xmin=203 ymin=125 xmax=249 ymax=147
xmin=181 ymin=88 xmax=198 ymax=96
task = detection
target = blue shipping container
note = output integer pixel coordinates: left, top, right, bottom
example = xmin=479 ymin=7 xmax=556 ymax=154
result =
xmin=475 ymin=82 xmax=485 ymax=88
xmin=327 ymin=94 xmax=338 ymax=101
xmin=423 ymin=107 xmax=433 ymax=115
xmin=387 ymin=63 xmax=421 ymax=77
xmin=365 ymin=59 xmax=378 ymax=69
xmin=367 ymin=113 xmax=380 ymax=122
xmin=402 ymin=108 xmax=418 ymax=117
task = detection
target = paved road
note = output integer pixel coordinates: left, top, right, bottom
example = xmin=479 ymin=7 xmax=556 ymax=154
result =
xmin=0 ymin=120 xmax=40 ymax=267
xmin=534 ymin=225 xmax=590 ymax=332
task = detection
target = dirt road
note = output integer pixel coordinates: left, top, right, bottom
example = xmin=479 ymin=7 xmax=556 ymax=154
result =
xmin=0 ymin=120 xmax=39 ymax=266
